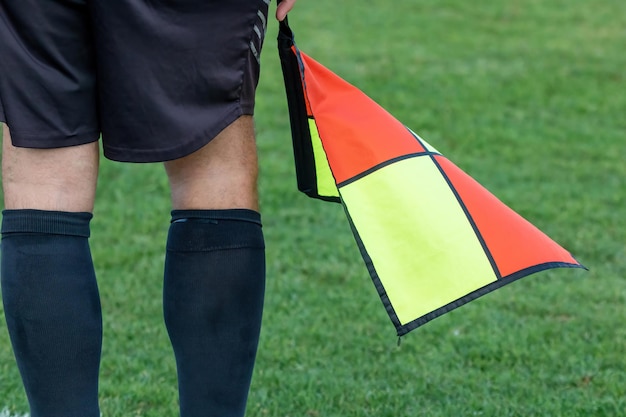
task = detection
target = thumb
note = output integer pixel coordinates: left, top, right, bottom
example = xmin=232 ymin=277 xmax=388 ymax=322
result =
xmin=276 ymin=0 xmax=297 ymax=21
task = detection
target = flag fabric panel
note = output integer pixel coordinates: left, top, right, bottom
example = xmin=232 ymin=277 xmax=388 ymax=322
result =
xmin=278 ymin=20 xmax=585 ymax=336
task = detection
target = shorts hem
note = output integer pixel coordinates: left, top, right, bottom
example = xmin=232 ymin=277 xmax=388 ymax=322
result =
xmin=102 ymin=106 xmax=250 ymax=163
xmin=2 ymin=128 xmax=100 ymax=148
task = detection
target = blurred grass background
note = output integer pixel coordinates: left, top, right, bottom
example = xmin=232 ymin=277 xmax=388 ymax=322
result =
xmin=1 ymin=0 xmax=624 ymax=416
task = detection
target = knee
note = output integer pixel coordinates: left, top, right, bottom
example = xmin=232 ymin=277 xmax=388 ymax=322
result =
xmin=164 ymin=117 xmax=260 ymax=210
xmin=2 ymin=128 xmax=99 ymax=212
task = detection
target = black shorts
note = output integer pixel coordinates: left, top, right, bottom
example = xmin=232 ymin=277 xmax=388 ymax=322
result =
xmin=0 ymin=0 xmax=269 ymax=162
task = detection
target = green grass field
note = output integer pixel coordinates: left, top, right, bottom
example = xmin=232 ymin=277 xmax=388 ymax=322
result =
xmin=1 ymin=0 xmax=624 ymax=416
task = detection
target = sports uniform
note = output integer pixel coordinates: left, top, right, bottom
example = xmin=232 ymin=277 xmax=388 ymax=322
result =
xmin=0 ymin=1 xmax=295 ymax=416
xmin=0 ymin=0 xmax=269 ymax=162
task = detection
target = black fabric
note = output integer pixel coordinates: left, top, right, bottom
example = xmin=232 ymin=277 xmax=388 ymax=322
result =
xmin=1 ymin=209 xmax=92 ymax=236
xmin=164 ymin=209 xmax=265 ymax=417
xmin=277 ymin=20 xmax=318 ymax=197
xmin=0 ymin=210 xmax=102 ymax=417
xmin=277 ymin=18 xmax=341 ymax=203
xmin=0 ymin=0 xmax=269 ymax=162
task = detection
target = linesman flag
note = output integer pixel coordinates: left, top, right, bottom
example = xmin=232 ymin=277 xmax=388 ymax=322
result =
xmin=277 ymin=19 xmax=585 ymax=336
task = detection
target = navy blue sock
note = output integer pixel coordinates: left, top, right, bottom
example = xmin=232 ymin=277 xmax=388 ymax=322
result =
xmin=164 ymin=209 xmax=265 ymax=417
xmin=1 ymin=210 xmax=102 ymax=417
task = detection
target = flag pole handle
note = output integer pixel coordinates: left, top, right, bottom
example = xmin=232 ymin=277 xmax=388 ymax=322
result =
xmin=277 ymin=0 xmax=290 ymax=29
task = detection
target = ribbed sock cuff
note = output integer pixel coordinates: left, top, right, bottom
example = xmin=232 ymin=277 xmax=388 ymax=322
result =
xmin=170 ymin=208 xmax=261 ymax=225
xmin=1 ymin=209 xmax=93 ymax=237
xmin=167 ymin=209 xmax=264 ymax=252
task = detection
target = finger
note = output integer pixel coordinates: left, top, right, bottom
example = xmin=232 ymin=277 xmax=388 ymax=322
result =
xmin=276 ymin=0 xmax=297 ymax=21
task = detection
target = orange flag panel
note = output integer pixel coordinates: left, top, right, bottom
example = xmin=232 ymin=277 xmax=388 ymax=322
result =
xmin=299 ymin=52 xmax=427 ymax=184
xmin=436 ymin=156 xmax=579 ymax=277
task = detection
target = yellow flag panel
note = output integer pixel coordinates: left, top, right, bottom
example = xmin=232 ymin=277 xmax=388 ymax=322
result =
xmin=339 ymin=157 xmax=497 ymax=325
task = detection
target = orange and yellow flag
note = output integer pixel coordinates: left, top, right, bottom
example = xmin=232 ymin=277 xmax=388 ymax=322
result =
xmin=278 ymin=21 xmax=585 ymax=336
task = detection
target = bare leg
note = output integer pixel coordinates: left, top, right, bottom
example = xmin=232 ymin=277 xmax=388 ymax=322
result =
xmin=164 ymin=116 xmax=259 ymax=211
xmin=2 ymin=124 xmax=99 ymax=212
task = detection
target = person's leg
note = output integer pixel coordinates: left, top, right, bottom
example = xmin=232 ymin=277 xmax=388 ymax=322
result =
xmin=163 ymin=116 xmax=266 ymax=417
xmin=1 ymin=124 xmax=102 ymax=417
xmin=2 ymin=125 xmax=99 ymax=212
xmin=164 ymin=116 xmax=259 ymax=212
